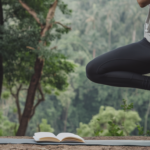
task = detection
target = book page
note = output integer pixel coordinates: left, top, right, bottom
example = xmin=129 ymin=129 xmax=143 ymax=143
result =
xmin=34 ymin=132 xmax=57 ymax=140
xmin=56 ymin=132 xmax=85 ymax=142
xmin=33 ymin=136 xmax=39 ymax=141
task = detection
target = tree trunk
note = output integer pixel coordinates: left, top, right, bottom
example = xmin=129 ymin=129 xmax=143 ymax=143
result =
xmin=16 ymin=58 xmax=44 ymax=136
xmin=0 ymin=0 xmax=3 ymax=98
xmin=16 ymin=0 xmax=58 ymax=136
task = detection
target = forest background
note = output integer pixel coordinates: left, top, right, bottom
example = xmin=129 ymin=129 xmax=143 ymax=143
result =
xmin=0 ymin=0 xmax=150 ymax=136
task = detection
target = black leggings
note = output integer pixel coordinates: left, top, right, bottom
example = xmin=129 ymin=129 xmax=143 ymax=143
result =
xmin=86 ymin=38 xmax=150 ymax=90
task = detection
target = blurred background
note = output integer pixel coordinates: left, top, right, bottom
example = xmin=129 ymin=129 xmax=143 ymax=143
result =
xmin=0 ymin=0 xmax=150 ymax=137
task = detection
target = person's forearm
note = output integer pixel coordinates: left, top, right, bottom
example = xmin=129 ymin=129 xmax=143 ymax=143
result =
xmin=137 ymin=0 xmax=150 ymax=8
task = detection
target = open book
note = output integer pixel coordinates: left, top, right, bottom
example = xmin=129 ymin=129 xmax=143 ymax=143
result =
xmin=33 ymin=132 xmax=85 ymax=143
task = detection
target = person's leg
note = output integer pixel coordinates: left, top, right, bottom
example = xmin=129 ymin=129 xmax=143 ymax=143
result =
xmin=86 ymin=38 xmax=150 ymax=90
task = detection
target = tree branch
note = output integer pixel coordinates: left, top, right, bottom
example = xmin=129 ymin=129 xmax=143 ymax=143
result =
xmin=26 ymin=46 xmax=57 ymax=51
xmin=54 ymin=22 xmax=71 ymax=30
xmin=17 ymin=84 xmax=22 ymax=96
xmin=10 ymin=84 xmax=22 ymax=123
xmin=41 ymin=0 xmax=58 ymax=37
xmin=26 ymin=46 xmax=35 ymax=50
xmin=46 ymin=0 xmax=58 ymax=27
xmin=18 ymin=0 xmax=43 ymax=27
xmin=50 ymin=46 xmax=57 ymax=50
xmin=10 ymin=88 xmax=16 ymax=98
xmin=30 ymin=83 xmax=45 ymax=119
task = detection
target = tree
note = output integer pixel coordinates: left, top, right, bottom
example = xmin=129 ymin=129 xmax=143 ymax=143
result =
xmin=15 ymin=0 xmax=58 ymax=136
xmin=1 ymin=0 xmax=75 ymax=136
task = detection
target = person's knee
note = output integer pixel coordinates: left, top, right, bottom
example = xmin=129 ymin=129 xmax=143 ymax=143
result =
xmin=86 ymin=60 xmax=106 ymax=81
xmin=86 ymin=61 xmax=95 ymax=79
xmin=86 ymin=62 xmax=102 ymax=83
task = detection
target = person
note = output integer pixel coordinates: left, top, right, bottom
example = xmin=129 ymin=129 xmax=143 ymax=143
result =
xmin=86 ymin=0 xmax=150 ymax=90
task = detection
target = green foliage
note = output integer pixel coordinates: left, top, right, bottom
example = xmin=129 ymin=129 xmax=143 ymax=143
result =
xmin=0 ymin=111 xmax=18 ymax=136
xmin=136 ymin=124 xmax=145 ymax=136
xmin=1 ymin=0 xmax=150 ymax=137
xmin=1 ymin=26 xmax=39 ymax=87
xmin=0 ymin=129 xmax=2 ymax=136
xmin=55 ymin=81 xmax=76 ymax=106
xmin=1 ymin=91 xmax=10 ymax=99
xmin=0 ymin=0 xmax=77 ymax=136
xmin=104 ymin=99 xmax=134 ymax=136
xmin=120 ymin=99 xmax=134 ymax=111
xmin=39 ymin=119 xmax=54 ymax=132
xmin=1 ymin=0 xmax=77 ymax=93
xmin=76 ymin=99 xmax=141 ymax=137
xmin=41 ymin=53 xmax=78 ymax=92
xmin=134 ymin=123 xmax=150 ymax=136
xmin=105 ymin=100 xmax=150 ymax=136
xmin=77 ymin=99 xmax=150 ymax=137
xmin=107 ymin=118 xmax=124 ymax=136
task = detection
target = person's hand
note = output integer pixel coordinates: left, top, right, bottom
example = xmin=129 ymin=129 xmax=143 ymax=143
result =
xmin=137 ymin=0 xmax=150 ymax=8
